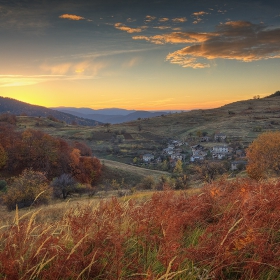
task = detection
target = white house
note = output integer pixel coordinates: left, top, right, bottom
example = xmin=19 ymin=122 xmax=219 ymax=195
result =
xmin=163 ymin=147 xmax=174 ymax=155
xmin=143 ymin=154 xmax=154 ymax=162
xmin=212 ymin=145 xmax=229 ymax=154
xmin=171 ymin=153 xmax=183 ymax=161
xmin=190 ymin=150 xmax=207 ymax=162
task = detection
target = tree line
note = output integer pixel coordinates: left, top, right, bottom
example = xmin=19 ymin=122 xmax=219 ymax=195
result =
xmin=0 ymin=122 xmax=102 ymax=209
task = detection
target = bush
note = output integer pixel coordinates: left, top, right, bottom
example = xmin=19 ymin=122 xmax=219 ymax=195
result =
xmin=2 ymin=169 xmax=52 ymax=210
xmin=138 ymin=175 xmax=155 ymax=190
xmin=0 ymin=144 xmax=7 ymax=169
xmin=52 ymin=173 xmax=93 ymax=199
xmin=0 ymin=180 xmax=7 ymax=192
xmin=51 ymin=173 xmax=78 ymax=199
xmin=247 ymin=131 xmax=280 ymax=179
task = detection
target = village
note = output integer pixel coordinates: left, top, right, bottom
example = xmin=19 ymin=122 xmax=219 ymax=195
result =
xmin=137 ymin=133 xmax=248 ymax=172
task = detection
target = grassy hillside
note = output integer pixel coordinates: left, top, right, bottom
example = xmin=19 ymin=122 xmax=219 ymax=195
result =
xmin=14 ymin=95 xmax=280 ymax=164
xmin=98 ymin=159 xmax=172 ymax=187
xmin=1 ymin=178 xmax=280 ymax=279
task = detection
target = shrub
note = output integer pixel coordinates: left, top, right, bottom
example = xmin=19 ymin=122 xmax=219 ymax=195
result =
xmin=0 ymin=144 xmax=7 ymax=169
xmin=138 ymin=175 xmax=155 ymax=190
xmin=246 ymin=131 xmax=280 ymax=179
xmin=51 ymin=173 xmax=78 ymax=199
xmin=1 ymin=169 xmax=52 ymax=210
xmin=0 ymin=180 xmax=7 ymax=192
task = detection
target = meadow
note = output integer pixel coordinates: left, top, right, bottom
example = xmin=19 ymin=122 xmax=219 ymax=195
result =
xmin=1 ymin=178 xmax=280 ymax=279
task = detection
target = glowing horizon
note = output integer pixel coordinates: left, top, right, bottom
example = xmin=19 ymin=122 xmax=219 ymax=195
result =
xmin=0 ymin=0 xmax=279 ymax=111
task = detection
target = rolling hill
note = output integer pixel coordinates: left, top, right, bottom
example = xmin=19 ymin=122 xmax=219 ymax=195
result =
xmin=0 ymin=97 xmax=101 ymax=126
xmin=5 ymin=91 xmax=280 ymax=165
xmin=53 ymin=107 xmax=171 ymax=124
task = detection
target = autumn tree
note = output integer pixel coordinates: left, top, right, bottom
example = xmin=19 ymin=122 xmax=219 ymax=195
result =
xmin=246 ymin=131 xmax=280 ymax=180
xmin=174 ymin=174 xmax=189 ymax=189
xmin=195 ymin=161 xmax=226 ymax=183
xmin=51 ymin=173 xmax=78 ymax=199
xmin=72 ymin=156 xmax=102 ymax=185
xmin=0 ymin=144 xmax=7 ymax=169
xmin=173 ymin=160 xmax=183 ymax=174
xmin=138 ymin=175 xmax=155 ymax=190
xmin=2 ymin=169 xmax=52 ymax=210
xmin=73 ymin=141 xmax=92 ymax=156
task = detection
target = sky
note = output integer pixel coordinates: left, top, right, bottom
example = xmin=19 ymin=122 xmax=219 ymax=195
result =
xmin=0 ymin=0 xmax=280 ymax=110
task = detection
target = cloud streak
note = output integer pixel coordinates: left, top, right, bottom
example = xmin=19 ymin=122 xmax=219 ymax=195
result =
xmin=0 ymin=74 xmax=98 ymax=87
xmin=114 ymin=23 xmax=144 ymax=33
xmin=133 ymin=21 xmax=280 ymax=68
xmin=133 ymin=32 xmax=214 ymax=45
xmin=172 ymin=17 xmax=187 ymax=23
xmin=41 ymin=60 xmax=107 ymax=76
xmin=59 ymin=14 xmax=85 ymax=21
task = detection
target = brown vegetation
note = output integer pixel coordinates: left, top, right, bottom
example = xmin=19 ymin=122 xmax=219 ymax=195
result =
xmin=0 ymin=178 xmax=280 ymax=279
xmin=246 ymin=131 xmax=280 ymax=180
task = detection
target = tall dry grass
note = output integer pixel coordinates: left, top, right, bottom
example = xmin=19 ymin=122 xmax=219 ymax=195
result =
xmin=0 ymin=179 xmax=280 ymax=279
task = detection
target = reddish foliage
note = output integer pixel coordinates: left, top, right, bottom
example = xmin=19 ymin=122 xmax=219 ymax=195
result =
xmin=0 ymin=126 xmax=102 ymax=183
xmin=1 ymin=179 xmax=280 ymax=279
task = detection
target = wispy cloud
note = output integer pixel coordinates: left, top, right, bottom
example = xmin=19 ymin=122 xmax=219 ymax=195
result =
xmin=217 ymin=9 xmax=227 ymax=14
xmin=192 ymin=11 xmax=209 ymax=24
xmin=172 ymin=17 xmax=187 ymax=23
xmin=122 ymin=57 xmax=140 ymax=68
xmin=127 ymin=18 xmax=136 ymax=22
xmin=159 ymin=17 xmax=169 ymax=22
xmin=192 ymin=11 xmax=209 ymax=17
xmin=59 ymin=14 xmax=85 ymax=21
xmin=133 ymin=32 xmax=214 ymax=45
xmin=133 ymin=20 xmax=280 ymax=68
xmin=0 ymin=74 xmax=98 ymax=87
xmin=145 ymin=15 xmax=156 ymax=22
xmin=0 ymin=75 xmax=61 ymax=87
xmin=41 ymin=60 xmax=107 ymax=76
xmin=114 ymin=23 xmax=144 ymax=33
xmin=153 ymin=26 xmax=171 ymax=30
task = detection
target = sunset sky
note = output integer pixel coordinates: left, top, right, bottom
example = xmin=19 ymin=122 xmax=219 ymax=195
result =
xmin=0 ymin=0 xmax=280 ymax=110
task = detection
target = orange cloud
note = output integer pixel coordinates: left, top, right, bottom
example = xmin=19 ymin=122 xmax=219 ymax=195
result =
xmin=133 ymin=20 xmax=280 ymax=68
xmin=133 ymin=32 xmax=215 ymax=45
xmin=114 ymin=23 xmax=143 ymax=33
xmin=172 ymin=17 xmax=187 ymax=23
xmin=159 ymin=17 xmax=169 ymax=22
xmin=192 ymin=11 xmax=208 ymax=16
xmin=145 ymin=15 xmax=156 ymax=22
xmin=166 ymin=21 xmax=280 ymax=67
xmin=59 ymin=14 xmax=85 ymax=21
xmin=41 ymin=61 xmax=106 ymax=76
xmin=153 ymin=26 xmax=171 ymax=30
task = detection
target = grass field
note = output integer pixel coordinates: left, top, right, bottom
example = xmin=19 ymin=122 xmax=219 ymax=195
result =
xmin=1 ymin=178 xmax=280 ymax=279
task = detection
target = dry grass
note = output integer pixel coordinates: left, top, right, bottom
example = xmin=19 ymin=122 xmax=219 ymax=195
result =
xmin=1 ymin=179 xmax=280 ymax=279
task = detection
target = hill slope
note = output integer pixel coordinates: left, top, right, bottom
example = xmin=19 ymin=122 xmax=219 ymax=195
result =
xmin=0 ymin=97 xmax=101 ymax=126
xmin=53 ymin=107 xmax=168 ymax=124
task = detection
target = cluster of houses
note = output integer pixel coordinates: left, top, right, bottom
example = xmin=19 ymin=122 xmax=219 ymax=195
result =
xmin=141 ymin=133 xmax=247 ymax=171
xmin=191 ymin=133 xmax=247 ymax=170
xmin=142 ymin=140 xmax=186 ymax=167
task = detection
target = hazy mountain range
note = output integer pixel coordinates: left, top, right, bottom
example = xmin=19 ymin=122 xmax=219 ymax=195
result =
xmin=0 ymin=96 xmax=187 ymax=126
xmin=0 ymin=97 xmax=101 ymax=126
xmin=52 ymin=107 xmax=184 ymax=124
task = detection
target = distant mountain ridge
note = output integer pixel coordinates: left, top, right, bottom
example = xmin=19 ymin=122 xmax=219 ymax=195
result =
xmin=52 ymin=107 xmax=177 ymax=124
xmin=53 ymin=107 xmax=136 ymax=116
xmin=0 ymin=97 xmax=101 ymax=126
